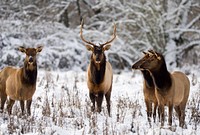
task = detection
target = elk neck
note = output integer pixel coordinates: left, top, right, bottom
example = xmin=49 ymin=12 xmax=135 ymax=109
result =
xmin=21 ymin=61 xmax=37 ymax=85
xmin=150 ymin=60 xmax=172 ymax=91
xmin=90 ymin=54 xmax=106 ymax=85
xmin=141 ymin=70 xmax=154 ymax=88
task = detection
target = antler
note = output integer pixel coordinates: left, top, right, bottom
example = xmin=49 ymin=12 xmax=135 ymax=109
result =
xmin=80 ymin=20 xmax=96 ymax=46
xmin=100 ymin=23 xmax=117 ymax=46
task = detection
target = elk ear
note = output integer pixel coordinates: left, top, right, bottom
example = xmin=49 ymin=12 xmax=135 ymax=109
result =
xmin=155 ymin=53 xmax=161 ymax=60
xmin=85 ymin=44 xmax=94 ymax=52
xmin=157 ymin=56 xmax=161 ymax=60
xmin=142 ymin=51 xmax=147 ymax=55
xmin=153 ymin=51 xmax=161 ymax=60
xmin=103 ymin=44 xmax=111 ymax=51
xmin=18 ymin=46 xmax=26 ymax=53
xmin=36 ymin=46 xmax=43 ymax=53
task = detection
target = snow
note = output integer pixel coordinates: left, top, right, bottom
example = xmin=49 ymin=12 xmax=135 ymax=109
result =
xmin=0 ymin=1 xmax=199 ymax=134
xmin=0 ymin=70 xmax=199 ymax=135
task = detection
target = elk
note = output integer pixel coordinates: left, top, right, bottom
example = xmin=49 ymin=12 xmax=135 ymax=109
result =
xmin=132 ymin=52 xmax=159 ymax=126
xmin=80 ymin=21 xmax=116 ymax=116
xmin=0 ymin=46 xmax=43 ymax=115
xmin=132 ymin=50 xmax=190 ymax=128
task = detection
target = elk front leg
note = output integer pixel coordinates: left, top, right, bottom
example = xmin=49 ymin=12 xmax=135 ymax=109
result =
xmin=159 ymin=104 xmax=165 ymax=127
xmin=27 ymin=99 xmax=32 ymax=115
xmin=145 ymin=99 xmax=152 ymax=126
xmin=168 ymin=103 xmax=173 ymax=126
xmin=89 ymin=92 xmax=96 ymax=112
xmin=97 ymin=92 xmax=104 ymax=113
xmin=153 ymin=102 xmax=158 ymax=122
xmin=0 ymin=95 xmax=7 ymax=113
xmin=7 ymin=98 xmax=15 ymax=115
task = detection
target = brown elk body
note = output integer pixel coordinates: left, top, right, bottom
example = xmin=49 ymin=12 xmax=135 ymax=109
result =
xmin=80 ymin=21 xmax=116 ymax=116
xmin=132 ymin=50 xmax=190 ymax=127
xmin=132 ymin=52 xmax=159 ymax=125
xmin=0 ymin=46 xmax=43 ymax=115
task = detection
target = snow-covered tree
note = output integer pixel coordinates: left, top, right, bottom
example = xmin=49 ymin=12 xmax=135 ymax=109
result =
xmin=0 ymin=0 xmax=199 ymax=71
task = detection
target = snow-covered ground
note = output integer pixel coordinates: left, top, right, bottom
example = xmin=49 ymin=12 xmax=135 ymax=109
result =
xmin=0 ymin=70 xmax=199 ymax=135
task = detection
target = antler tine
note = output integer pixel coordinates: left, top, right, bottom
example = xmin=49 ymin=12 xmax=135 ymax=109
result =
xmin=100 ymin=23 xmax=117 ymax=46
xmin=80 ymin=20 xmax=96 ymax=46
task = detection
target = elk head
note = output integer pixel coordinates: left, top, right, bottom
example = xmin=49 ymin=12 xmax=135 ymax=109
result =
xmin=132 ymin=51 xmax=151 ymax=70
xmin=136 ymin=50 xmax=163 ymax=71
xmin=19 ymin=46 xmax=43 ymax=71
xmin=80 ymin=20 xmax=116 ymax=66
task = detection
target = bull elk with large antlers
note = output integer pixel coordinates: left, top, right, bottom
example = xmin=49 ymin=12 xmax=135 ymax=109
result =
xmin=80 ymin=21 xmax=116 ymax=116
xmin=0 ymin=46 xmax=43 ymax=115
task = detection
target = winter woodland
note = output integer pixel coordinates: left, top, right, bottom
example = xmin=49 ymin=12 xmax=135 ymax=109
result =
xmin=0 ymin=0 xmax=200 ymax=134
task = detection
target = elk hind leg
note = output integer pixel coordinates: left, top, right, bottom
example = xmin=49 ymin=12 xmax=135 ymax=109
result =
xmin=20 ymin=100 xmax=25 ymax=115
xmin=179 ymin=103 xmax=186 ymax=128
xmin=105 ymin=90 xmax=111 ymax=116
xmin=174 ymin=106 xmax=181 ymax=121
xmin=180 ymin=109 xmax=185 ymax=128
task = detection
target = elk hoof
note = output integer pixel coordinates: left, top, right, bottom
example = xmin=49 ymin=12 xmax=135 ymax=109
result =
xmin=91 ymin=106 xmax=95 ymax=112
xmin=97 ymin=107 xmax=101 ymax=113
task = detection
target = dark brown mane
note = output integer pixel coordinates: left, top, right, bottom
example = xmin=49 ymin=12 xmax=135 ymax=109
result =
xmin=141 ymin=70 xmax=154 ymax=88
xmin=22 ymin=67 xmax=37 ymax=85
xmin=90 ymin=54 xmax=106 ymax=84
xmin=151 ymin=55 xmax=172 ymax=91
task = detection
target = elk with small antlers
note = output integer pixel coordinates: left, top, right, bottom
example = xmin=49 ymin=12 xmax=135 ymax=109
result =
xmin=0 ymin=46 xmax=43 ymax=115
xmin=80 ymin=21 xmax=116 ymax=116
xmin=132 ymin=50 xmax=190 ymax=128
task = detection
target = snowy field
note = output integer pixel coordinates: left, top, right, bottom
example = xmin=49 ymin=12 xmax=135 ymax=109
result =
xmin=0 ymin=70 xmax=199 ymax=135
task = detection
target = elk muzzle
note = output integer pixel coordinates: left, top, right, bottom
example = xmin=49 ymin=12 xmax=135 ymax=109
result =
xmin=95 ymin=55 xmax=101 ymax=64
xmin=28 ymin=56 xmax=34 ymax=63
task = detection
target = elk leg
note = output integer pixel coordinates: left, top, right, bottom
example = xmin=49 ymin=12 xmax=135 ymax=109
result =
xmin=105 ymin=90 xmax=111 ymax=116
xmin=89 ymin=93 xmax=96 ymax=112
xmin=179 ymin=104 xmax=186 ymax=128
xmin=20 ymin=100 xmax=25 ymax=115
xmin=153 ymin=102 xmax=158 ymax=122
xmin=7 ymin=98 xmax=15 ymax=115
xmin=159 ymin=105 xmax=165 ymax=127
xmin=168 ymin=103 xmax=173 ymax=126
xmin=27 ymin=99 xmax=32 ymax=115
xmin=145 ymin=99 xmax=152 ymax=126
xmin=157 ymin=105 xmax=161 ymax=122
xmin=0 ymin=95 xmax=7 ymax=113
xmin=174 ymin=106 xmax=181 ymax=121
xmin=180 ymin=109 xmax=185 ymax=128
xmin=97 ymin=92 xmax=104 ymax=113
